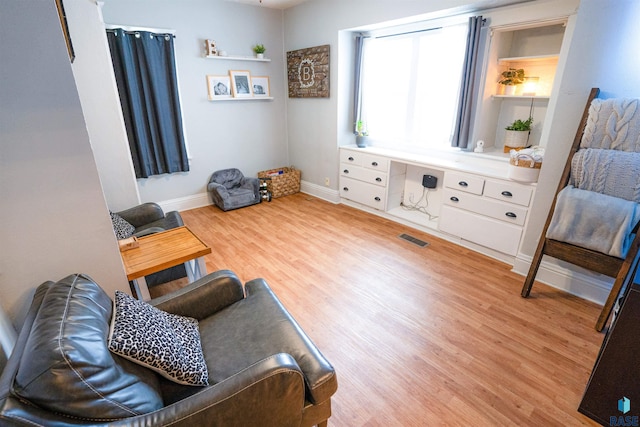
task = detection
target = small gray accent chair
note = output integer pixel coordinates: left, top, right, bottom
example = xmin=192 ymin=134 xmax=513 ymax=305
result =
xmin=208 ymin=168 xmax=260 ymax=211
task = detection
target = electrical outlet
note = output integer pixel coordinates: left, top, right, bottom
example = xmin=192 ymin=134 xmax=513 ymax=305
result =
xmin=324 ymin=177 xmax=330 ymax=186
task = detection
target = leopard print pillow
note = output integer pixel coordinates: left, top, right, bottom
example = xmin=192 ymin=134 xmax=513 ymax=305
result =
xmin=110 ymin=212 xmax=135 ymax=240
xmin=108 ymin=291 xmax=209 ymax=386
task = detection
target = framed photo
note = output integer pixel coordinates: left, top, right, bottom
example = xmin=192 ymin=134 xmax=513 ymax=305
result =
xmin=251 ymin=76 xmax=271 ymax=97
xmin=206 ymin=75 xmax=232 ymax=100
xmin=229 ymin=70 xmax=253 ymax=98
xmin=55 ymin=0 xmax=75 ymax=62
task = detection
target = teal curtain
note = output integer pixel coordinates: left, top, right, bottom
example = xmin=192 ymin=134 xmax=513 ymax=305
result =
xmin=107 ymin=28 xmax=189 ymax=178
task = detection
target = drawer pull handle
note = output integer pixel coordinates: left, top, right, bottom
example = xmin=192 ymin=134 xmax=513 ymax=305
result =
xmin=343 ymin=187 xmax=349 ymax=192
xmin=501 ymin=191 xmax=513 ymax=197
xmin=374 ymin=197 xmax=381 ymax=202
xmin=458 ymin=181 xmax=468 ymax=187
xmin=376 ymin=177 xmax=382 ymax=182
xmin=505 ymin=212 xmax=517 ymax=218
xmin=371 ymin=161 xmax=378 ymax=167
xmin=344 ymin=169 xmax=349 ymax=174
xmin=348 ymin=156 xmax=354 ymax=161
xmin=450 ymin=196 xmax=459 ymax=202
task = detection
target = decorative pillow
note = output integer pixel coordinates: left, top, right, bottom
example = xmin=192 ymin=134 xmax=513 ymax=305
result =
xmin=110 ymin=211 xmax=135 ymax=239
xmin=108 ymin=291 xmax=209 ymax=386
xmin=13 ymin=274 xmax=163 ymax=420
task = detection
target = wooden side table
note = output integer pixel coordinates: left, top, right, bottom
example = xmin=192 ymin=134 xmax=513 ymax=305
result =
xmin=120 ymin=226 xmax=211 ymax=300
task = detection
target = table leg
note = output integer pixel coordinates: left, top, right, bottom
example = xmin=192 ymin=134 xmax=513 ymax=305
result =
xmin=131 ymin=277 xmax=151 ymax=301
xmin=185 ymin=257 xmax=207 ymax=282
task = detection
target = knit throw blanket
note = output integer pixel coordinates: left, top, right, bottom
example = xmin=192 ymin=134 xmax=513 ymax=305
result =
xmin=581 ymin=98 xmax=640 ymax=151
xmin=570 ymin=148 xmax=640 ymax=203
xmin=547 ymin=186 xmax=640 ymax=258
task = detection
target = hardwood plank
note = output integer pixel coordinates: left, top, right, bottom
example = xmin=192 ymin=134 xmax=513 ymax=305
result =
xmin=155 ymin=193 xmax=602 ymax=426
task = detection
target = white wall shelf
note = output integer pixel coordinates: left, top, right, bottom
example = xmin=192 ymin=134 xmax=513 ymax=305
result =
xmin=205 ymin=55 xmax=271 ymax=62
xmin=492 ymin=95 xmax=550 ymax=100
xmin=497 ymin=54 xmax=559 ymax=64
xmin=209 ymin=97 xmax=274 ymax=102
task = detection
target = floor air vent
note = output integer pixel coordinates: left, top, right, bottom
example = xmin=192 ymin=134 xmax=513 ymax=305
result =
xmin=398 ymin=233 xmax=429 ymax=248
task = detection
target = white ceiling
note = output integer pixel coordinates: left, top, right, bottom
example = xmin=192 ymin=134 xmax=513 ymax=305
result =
xmin=224 ymin=0 xmax=311 ymax=9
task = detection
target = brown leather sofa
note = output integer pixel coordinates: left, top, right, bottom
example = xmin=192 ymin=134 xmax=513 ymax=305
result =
xmin=0 ymin=271 xmax=337 ymax=426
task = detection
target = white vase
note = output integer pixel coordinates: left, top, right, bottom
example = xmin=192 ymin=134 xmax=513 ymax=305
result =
xmin=503 ymin=130 xmax=530 ymax=150
xmin=256 ymin=53 xmax=264 ymax=59
xmin=504 ymin=85 xmax=517 ymax=96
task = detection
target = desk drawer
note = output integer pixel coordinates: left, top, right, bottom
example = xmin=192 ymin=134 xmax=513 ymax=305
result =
xmin=439 ymin=205 xmax=522 ymax=256
xmin=340 ymin=150 xmax=363 ymax=166
xmin=340 ymin=164 xmax=387 ymax=186
xmin=444 ymin=172 xmax=485 ymax=195
xmin=484 ymin=180 xmax=533 ymax=207
xmin=340 ymin=176 xmax=386 ymax=210
xmin=443 ymin=189 xmax=528 ymax=226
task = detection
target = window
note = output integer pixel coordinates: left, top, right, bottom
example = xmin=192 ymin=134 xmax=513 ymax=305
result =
xmin=359 ymin=23 xmax=468 ymax=150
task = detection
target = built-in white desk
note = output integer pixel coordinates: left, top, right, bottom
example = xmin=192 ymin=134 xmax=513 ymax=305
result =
xmin=339 ymin=145 xmax=537 ymax=263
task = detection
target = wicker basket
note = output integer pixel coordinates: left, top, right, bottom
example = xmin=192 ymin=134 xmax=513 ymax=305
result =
xmin=508 ymin=153 xmax=542 ymax=182
xmin=257 ymin=167 xmax=301 ymax=198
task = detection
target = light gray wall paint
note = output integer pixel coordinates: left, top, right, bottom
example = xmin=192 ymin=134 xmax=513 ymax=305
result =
xmin=282 ymin=0 xmax=576 ymax=192
xmin=100 ymin=0 xmax=289 ymax=204
xmin=0 ymin=1 xmax=130 ymax=329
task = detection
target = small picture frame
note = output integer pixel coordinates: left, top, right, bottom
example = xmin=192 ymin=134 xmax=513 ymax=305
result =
xmin=251 ymin=76 xmax=271 ymax=97
xmin=206 ymin=75 xmax=232 ymax=100
xmin=229 ymin=70 xmax=253 ymax=98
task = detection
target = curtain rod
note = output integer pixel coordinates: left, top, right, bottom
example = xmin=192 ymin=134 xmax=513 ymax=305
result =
xmin=105 ymin=24 xmax=176 ymax=35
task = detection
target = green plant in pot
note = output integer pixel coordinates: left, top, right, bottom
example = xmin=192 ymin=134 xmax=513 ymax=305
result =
xmin=355 ymin=120 xmax=369 ymax=148
xmin=253 ymin=44 xmax=266 ymax=58
xmin=498 ymin=68 xmax=525 ymax=95
xmin=504 ymin=117 xmax=533 ymax=152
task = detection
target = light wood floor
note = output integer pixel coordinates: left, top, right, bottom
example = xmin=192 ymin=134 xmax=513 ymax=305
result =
xmin=154 ymin=193 xmax=603 ymax=426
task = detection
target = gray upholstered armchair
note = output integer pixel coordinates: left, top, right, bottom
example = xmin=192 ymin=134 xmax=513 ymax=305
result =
xmin=0 ymin=271 xmax=337 ymax=426
xmin=207 ymin=168 xmax=260 ymax=211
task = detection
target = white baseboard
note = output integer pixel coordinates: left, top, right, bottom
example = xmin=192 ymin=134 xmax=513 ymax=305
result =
xmin=157 ymin=180 xmax=340 ymax=214
xmin=157 ymin=187 xmax=611 ymax=306
xmin=300 ymin=180 xmax=341 ymax=203
xmin=512 ymin=254 xmax=612 ymax=305
xmin=158 ymin=193 xmax=211 ymax=213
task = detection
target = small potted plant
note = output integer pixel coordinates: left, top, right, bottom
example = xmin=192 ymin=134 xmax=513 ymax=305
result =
xmin=504 ymin=116 xmax=533 ymax=151
xmin=498 ymin=68 xmax=525 ymax=95
xmin=355 ymin=120 xmax=369 ymax=147
xmin=253 ymin=44 xmax=266 ymax=59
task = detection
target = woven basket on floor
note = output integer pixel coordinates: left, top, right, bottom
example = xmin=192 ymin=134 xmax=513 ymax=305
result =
xmin=257 ymin=167 xmax=301 ymax=198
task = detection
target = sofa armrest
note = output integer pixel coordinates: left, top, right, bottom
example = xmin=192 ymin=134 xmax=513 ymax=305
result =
xmin=1 ymin=353 xmax=304 ymax=427
xmin=162 ymin=353 xmax=304 ymax=427
xmin=150 ymin=270 xmax=244 ymax=320
xmin=117 ymin=202 xmax=165 ymax=228
xmin=207 ymin=182 xmax=229 ymax=196
xmin=240 ymin=176 xmax=260 ymax=193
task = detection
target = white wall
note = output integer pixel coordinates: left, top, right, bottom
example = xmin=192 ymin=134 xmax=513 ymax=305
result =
xmin=68 ymin=0 xmax=140 ymax=212
xmin=0 ymin=1 xmax=130 ymax=329
xmin=99 ymin=0 xmax=289 ymax=206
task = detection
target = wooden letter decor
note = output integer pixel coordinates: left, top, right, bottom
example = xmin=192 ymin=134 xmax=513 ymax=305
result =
xmin=287 ymin=45 xmax=330 ymax=98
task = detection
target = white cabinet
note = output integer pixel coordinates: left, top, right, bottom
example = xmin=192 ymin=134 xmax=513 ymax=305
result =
xmin=339 ymin=149 xmax=389 ymax=210
xmin=438 ymin=171 xmax=533 ymax=256
xmin=339 ymin=146 xmax=536 ymax=259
